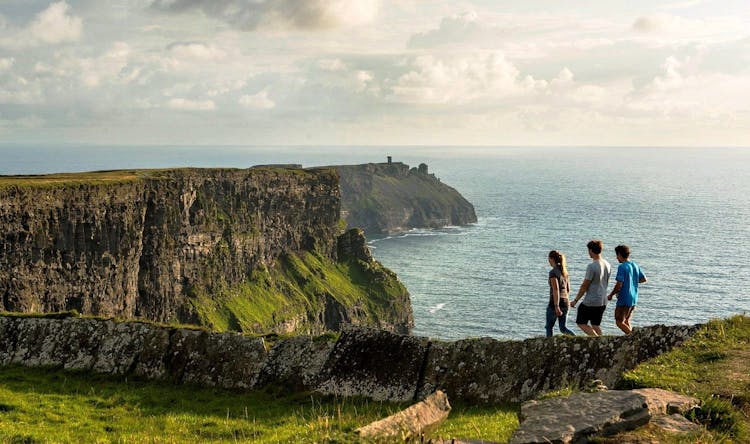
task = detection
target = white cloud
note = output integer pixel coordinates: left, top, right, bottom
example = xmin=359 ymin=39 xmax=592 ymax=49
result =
xmin=239 ymin=91 xmax=275 ymax=109
xmin=29 ymin=1 xmax=82 ymax=44
xmin=0 ymin=57 xmax=13 ymax=72
xmin=624 ymin=54 xmax=750 ymax=126
xmin=408 ymin=11 xmax=484 ymax=49
xmin=150 ymin=0 xmax=379 ymax=31
xmin=0 ymin=1 xmax=82 ymax=49
xmin=167 ymin=97 xmax=216 ymax=111
xmin=630 ymin=13 xmax=747 ymax=46
xmin=167 ymin=41 xmax=227 ymax=60
xmin=387 ymin=51 xmax=541 ymax=104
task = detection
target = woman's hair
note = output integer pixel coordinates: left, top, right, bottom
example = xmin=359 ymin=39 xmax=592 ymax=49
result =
xmin=548 ymin=250 xmax=568 ymax=278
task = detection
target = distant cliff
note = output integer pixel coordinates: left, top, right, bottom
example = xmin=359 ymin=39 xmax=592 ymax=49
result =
xmin=0 ymin=168 xmax=413 ymax=334
xmin=335 ymin=162 xmax=477 ymax=235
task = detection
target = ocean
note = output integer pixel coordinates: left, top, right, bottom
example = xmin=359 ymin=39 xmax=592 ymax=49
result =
xmin=2 ymin=145 xmax=749 ymax=340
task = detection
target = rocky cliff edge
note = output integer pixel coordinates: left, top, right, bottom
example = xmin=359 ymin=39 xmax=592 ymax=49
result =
xmin=0 ymin=168 xmax=413 ymax=334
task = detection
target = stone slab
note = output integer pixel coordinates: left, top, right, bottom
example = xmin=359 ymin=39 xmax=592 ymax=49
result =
xmin=651 ymin=413 xmax=701 ymax=434
xmin=356 ymin=390 xmax=451 ymax=440
xmin=510 ymin=391 xmax=651 ymax=444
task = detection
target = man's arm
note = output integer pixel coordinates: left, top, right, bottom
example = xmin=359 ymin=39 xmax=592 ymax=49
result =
xmin=572 ymin=279 xmax=591 ymax=307
xmin=608 ymin=282 xmax=622 ymax=301
xmin=639 ymin=276 xmax=647 ymax=284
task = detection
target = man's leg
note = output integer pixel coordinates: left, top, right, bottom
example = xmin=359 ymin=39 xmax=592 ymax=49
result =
xmin=590 ymin=305 xmax=605 ymax=337
xmin=622 ymin=306 xmax=635 ymax=333
xmin=576 ymin=304 xmax=596 ymax=336
xmin=614 ymin=306 xmax=633 ymax=334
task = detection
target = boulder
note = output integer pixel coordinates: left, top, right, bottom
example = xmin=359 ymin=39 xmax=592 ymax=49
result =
xmin=356 ymin=390 xmax=451 ymax=440
xmin=510 ymin=391 xmax=651 ymax=444
xmin=509 ymin=389 xmax=701 ymax=444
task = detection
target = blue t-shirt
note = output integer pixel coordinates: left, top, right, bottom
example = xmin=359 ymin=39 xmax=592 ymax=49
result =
xmin=615 ymin=260 xmax=646 ymax=307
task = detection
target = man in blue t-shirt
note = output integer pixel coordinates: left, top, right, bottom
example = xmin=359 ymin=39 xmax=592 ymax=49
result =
xmin=607 ymin=244 xmax=647 ymax=335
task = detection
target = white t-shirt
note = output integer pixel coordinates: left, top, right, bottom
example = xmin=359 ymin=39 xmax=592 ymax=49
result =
xmin=583 ymin=259 xmax=611 ymax=306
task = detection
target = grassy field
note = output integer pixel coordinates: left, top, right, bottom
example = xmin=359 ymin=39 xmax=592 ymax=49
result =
xmin=0 ymin=365 xmax=518 ymax=443
xmin=0 ymin=315 xmax=747 ymax=443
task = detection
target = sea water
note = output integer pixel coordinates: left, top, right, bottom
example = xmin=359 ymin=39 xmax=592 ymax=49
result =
xmin=2 ymin=145 xmax=749 ymax=340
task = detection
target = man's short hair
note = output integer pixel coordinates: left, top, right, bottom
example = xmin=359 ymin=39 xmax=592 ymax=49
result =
xmin=615 ymin=244 xmax=631 ymax=259
xmin=587 ymin=240 xmax=603 ymax=255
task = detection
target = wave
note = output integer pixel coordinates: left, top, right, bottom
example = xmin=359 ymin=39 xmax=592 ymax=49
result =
xmin=428 ymin=303 xmax=446 ymax=314
xmin=368 ymin=226 xmax=473 ymax=244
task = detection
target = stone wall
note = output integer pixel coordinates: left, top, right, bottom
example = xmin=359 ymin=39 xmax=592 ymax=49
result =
xmin=0 ymin=314 xmax=700 ymax=404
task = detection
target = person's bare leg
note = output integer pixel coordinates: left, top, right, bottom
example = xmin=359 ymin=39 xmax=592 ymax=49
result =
xmin=616 ymin=319 xmax=632 ymax=334
xmin=577 ymin=324 xmax=598 ymax=336
xmin=592 ymin=325 xmax=603 ymax=336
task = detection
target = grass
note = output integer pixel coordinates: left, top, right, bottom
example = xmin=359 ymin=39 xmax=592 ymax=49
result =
xmin=0 ymin=366 xmax=518 ymax=443
xmin=0 ymin=166 xmax=327 ymax=190
xmin=0 ymin=171 xmax=143 ymax=188
xmin=189 ymin=251 xmax=410 ymax=334
xmin=606 ymin=315 xmax=750 ymax=443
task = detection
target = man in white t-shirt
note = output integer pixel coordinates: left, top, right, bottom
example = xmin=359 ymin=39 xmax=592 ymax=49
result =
xmin=571 ymin=240 xmax=611 ymax=336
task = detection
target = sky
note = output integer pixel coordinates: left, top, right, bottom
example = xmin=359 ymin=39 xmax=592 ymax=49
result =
xmin=1 ymin=0 xmax=750 ymax=146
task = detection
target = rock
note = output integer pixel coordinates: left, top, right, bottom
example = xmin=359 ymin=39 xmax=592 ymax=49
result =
xmin=651 ymin=414 xmax=701 ymax=434
xmin=93 ymin=320 xmax=157 ymax=375
xmin=255 ymin=335 xmax=336 ymax=392
xmin=631 ymin=388 xmax=699 ymax=416
xmin=356 ymin=390 xmax=451 ymax=440
xmin=510 ymin=391 xmax=652 ymax=444
xmin=337 ymin=228 xmax=373 ymax=263
xmin=177 ymin=330 xmax=267 ymax=389
xmin=0 ymin=316 xmax=18 ymax=365
xmin=316 ymin=327 xmax=430 ymax=402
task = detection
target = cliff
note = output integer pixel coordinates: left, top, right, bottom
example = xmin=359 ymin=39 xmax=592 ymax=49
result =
xmin=0 ymin=168 xmax=413 ymax=334
xmin=334 ymin=162 xmax=477 ymax=235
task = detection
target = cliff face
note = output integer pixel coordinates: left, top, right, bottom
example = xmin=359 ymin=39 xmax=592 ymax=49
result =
xmin=335 ymin=162 xmax=477 ymax=235
xmin=0 ymin=168 xmax=412 ymax=334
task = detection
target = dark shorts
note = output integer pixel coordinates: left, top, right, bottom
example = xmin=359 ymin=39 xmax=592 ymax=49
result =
xmin=615 ymin=305 xmax=636 ymax=322
xmin=576 ymin=303 xmax=606 ymax=326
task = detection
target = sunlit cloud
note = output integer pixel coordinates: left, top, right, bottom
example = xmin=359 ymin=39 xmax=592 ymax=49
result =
xmin=150 ymin=0 xmax=379 ymax=31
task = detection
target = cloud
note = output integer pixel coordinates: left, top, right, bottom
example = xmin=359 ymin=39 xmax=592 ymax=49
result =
xmin=239 ymin=90 xmax=275 ymax=109
xmin=0 ymin=58 xmax=13 ymax=72
xmin=387 ymin=51 xmax=542 ymax=104
xmin=0 ymin=1 xmax=82 ymax=49
xmin=167 ymin=41 xmax=227 ymax=60
xmin=29 ymin=1 xmax=82 ymax=44
xmin=167 ymin=97 xmax=216 ymax=111
xmin=150 ymin=0 xmax=379 ymax=31
xmin=630 ymin=13 xmax=747 ymax=46
xmin=408 ymin=11 xmax=484 ymax=49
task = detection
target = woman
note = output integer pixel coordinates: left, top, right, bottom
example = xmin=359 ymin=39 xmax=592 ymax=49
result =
xmin=546 ymin=250 xmax=576 ymax=337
